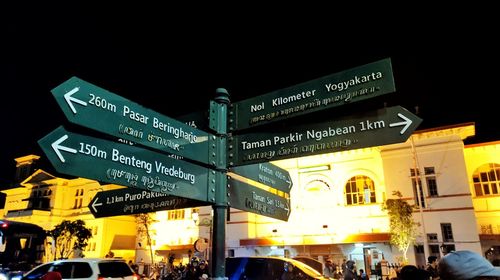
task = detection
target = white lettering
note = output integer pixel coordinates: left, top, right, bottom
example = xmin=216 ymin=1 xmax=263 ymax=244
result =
xmin=122 ymin=106 xmax=149 ymax=124
xmin=324 ymin=72 xmax=383 ymax=93
xmin=111 ymin=149 xmax=152 ymax=173
xmin=271 ymin=90 xmax=316 ymax=107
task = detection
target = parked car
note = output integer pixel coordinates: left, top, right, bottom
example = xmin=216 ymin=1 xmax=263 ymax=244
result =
xmin=226 ymin=256 xmax=331 ymax=280
xmin=21 ymin=258 xmax=138 ymax=280
xmin=293 ymin=257 xmax=323 ymax=274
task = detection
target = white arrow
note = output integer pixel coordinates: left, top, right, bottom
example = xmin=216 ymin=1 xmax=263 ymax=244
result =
xmin=286 ymin=178 xmax=293 ymax=189
xmin=389 ymin=113 xmax=413 ymax=135
xmin=91 ymin=197 xmax=103 ymax=213
xmin=51 ymin=134 xmax=77 ymax=163
xmin=64 ymin=87 xmax=87 ymax=114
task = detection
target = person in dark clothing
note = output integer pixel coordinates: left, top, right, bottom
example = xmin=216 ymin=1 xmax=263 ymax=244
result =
xmin=341 ymin=259 xmax=348 ymax=274
xmin=323 ymin=258 xmax=335 ymax=278
xmin=333 ymin=266 xmax=343 ymax=280
xmin=195 ymin=260 xmax=210 ymax=279
xmin=184 ymin=258 xmax=200 ymax=280
xmin=281 ymin=262 xmax=296 ymax=280
xmin=343 ymin=260 xmax=357 ymax=280
xmin=426 ymin=256 xmax=440 ymax=280
xmin=399 ymin=265 xmax=432 ymax=280
xmin=358 ymin=269 xmax=368 ymax=280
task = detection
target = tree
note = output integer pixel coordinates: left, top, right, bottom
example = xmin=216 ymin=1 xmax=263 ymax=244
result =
xmin=136 ymin=213 xmax=157 ymax=266
xmin=47 ymin=219 xmax=92 ymax=260
xmin=382 ymin=191 xmax=420 ymax=263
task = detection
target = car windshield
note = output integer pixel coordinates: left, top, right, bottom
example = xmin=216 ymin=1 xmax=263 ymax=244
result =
xmin=288 ymin=259 xmax=323 ymax=277
xmin=98 ymin=261 xmax=133 ymax=277
xmin=23 ymin=263 xmax=52 ymax=280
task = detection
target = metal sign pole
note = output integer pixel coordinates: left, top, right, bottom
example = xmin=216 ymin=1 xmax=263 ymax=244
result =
xmin=210 ymin=88 xmax=229 ymax=280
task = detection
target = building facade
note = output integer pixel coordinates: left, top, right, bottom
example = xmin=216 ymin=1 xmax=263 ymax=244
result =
xmin=225 ymin=122 xmax=486 ymax=272
xmin=1 ymin=123 xmax=499 ymax=273
xmin=464 ymin=139 xmax=500 ymax=265
xmin=0 ymin=155 xmax=137 ymax=263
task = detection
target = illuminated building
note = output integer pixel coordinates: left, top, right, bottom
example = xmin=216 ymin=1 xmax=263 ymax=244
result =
xmin=1 ymin=122 xmax=498 ymax=272
xmin=0 ymin=156 xmax=137 ymax=262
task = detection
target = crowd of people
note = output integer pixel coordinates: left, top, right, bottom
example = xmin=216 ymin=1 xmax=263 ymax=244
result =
xmin=322 ymin=258 xmax=367 ymax=280
xmin=396 ymin=250 xmax=500 ymax=280
xmin=322 ymin=250 xmax=500 ymax=280
xmin=119 ymin=250 xmax=500 ymax=280
xmin=129 ymin=256 xmax=210 ymax=280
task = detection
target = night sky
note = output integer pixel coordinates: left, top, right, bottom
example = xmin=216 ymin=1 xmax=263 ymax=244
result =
xmin=2 ymin=3 xmax=499 ymax=184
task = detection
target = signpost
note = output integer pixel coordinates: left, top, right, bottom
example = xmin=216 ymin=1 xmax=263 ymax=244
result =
xmin=230 ymin=58 xmax=395 ymax=130
xmin=229 ymin=106 xmax=422 ymax=166
xmin=227 ymin=177 xmax=291 ymax=221
xmin=39 ymin=59 xmax=421 ymax=280
xmin=38 ymin=126 xmax=219 ymax=203
xmin=51 ymin=77 xmax=214 ymax=165
xmin=89 ymin=188 xmax=209 ymax=218
xmin=230 ymin=162 xmax=292 ymax=193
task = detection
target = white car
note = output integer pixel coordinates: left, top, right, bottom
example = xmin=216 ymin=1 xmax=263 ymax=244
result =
xmin=21 ymin=258 xmax=138 ymax=280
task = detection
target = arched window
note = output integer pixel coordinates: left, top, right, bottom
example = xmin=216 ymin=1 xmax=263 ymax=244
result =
xmin=304 ymin=179 xmax=331 ymax=192
xmin=472 ymin=163 xmax=500 ymax=197
xmin=299 ymin=175 xmax=335 ymax=208
xmin=345 ymin=175 xmax=376 ymax=205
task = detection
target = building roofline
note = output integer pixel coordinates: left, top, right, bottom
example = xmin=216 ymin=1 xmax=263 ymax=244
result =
xmin=411 ymin=122 xmax=475 ymax=141
xmin=465 ymin=140 xmax=500 ymax=148
xmin=414 ymin=122 xmax=475 ymax=134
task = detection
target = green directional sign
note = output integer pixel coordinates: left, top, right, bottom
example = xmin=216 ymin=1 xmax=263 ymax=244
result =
xmin=228 ymin=177 xmax=291 ymax=221
xmin=230 ymin=162 xmax=292 ymax=193
xmin=51 ymin=77 xmax=214 ymax=165
xmin=230 ymin=58 xmax=395 ymax=131
xmin=229 ymin=106 xmax=422 ymax=166
xmin=38 ymin=126 xmax=219 ymax=203
xmin=89 ymin=188 xmax=210 ymax=218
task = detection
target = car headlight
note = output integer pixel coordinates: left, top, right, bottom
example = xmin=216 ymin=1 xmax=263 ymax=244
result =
xmin=0 ymin=272 xmax=9 ymax=280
